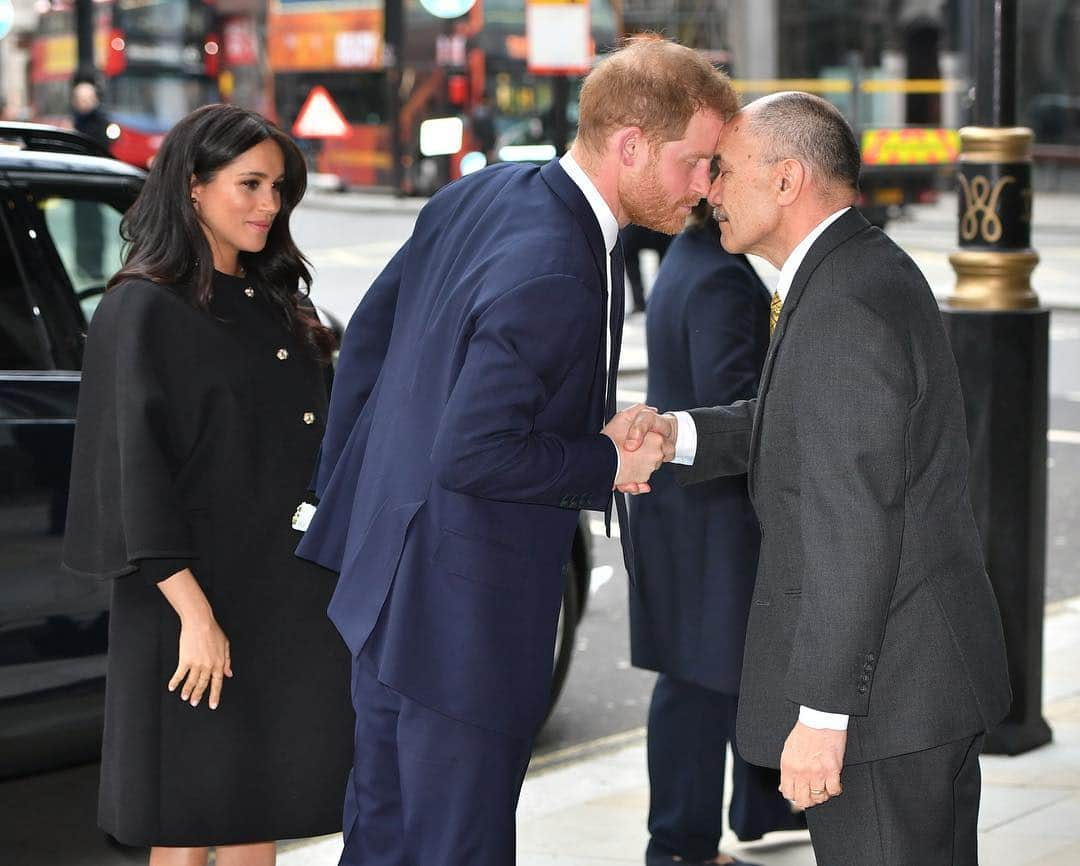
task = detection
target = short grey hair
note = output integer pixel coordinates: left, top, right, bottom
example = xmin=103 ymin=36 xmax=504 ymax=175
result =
xmin=744 ymin=92 xmax=861 ymax=194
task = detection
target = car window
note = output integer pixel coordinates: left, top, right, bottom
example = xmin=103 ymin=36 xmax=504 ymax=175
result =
xmin=38 ymin=196 xmax=126 ymax=322
xmin=0 ymin=201 xmax=50 ymax=370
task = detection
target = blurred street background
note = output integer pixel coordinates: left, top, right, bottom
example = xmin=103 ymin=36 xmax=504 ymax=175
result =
xmin=2 ymin=0 xmax=1080 ymax=863
xmin=5 ymin=0 xmax=1079 ymax=201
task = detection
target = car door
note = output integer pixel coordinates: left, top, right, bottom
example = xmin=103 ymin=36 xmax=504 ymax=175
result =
xmin=0 ymin=175 xmax=131 ymax=777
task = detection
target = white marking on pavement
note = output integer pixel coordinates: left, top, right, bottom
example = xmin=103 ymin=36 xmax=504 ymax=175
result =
xmin=1049 ymin=429 xmax=1080 ymax=445
xmin=617 ymin=389 xmax=647 ymax=403
xmin=590 ymin=565 xmax=615 ymax=596
xmin=589 ymin=517 xmax=619 ymax=538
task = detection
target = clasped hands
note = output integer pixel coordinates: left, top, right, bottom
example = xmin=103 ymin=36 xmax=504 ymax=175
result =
xmin=601 ymin=404 xmax=678 ymax=494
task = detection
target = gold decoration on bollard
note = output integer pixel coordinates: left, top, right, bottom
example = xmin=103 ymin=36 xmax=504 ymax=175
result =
xmin=948 ymin=250 xmax=1040 ymax=310
xmin=947 ymin=126 xmax=1039 ymax=311
xmin=955 ymin=127 xmax=1032 ymax=163
xmin=958 ymin=174 xmax=1015 ymax=243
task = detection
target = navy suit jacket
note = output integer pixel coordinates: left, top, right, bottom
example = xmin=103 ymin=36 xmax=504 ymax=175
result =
xmin=628 ymin=225 xmax=771 ymax=693
xmin=296 ymin=161 xmax=618 ymax=738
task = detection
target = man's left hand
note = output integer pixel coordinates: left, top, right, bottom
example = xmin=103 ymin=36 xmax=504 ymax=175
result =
xmin=779 ymin=722 xmax=846 ymax=810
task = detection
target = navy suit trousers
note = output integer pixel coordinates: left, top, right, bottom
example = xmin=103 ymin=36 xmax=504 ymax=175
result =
xmin=340 ymin=612 xmax=533 ymax=866
xmin=646 ymin=675 xmax=803 ymax=863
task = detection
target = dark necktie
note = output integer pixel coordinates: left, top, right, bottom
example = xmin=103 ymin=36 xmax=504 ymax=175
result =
xmin=606 ymin=240 xmax=625 ymax=420
xmin=605 ymin=239 xmax=635 ymax=583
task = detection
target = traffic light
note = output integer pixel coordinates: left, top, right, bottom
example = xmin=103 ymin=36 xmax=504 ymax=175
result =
xmin=448 ymin=74 xmax=468 ymax=107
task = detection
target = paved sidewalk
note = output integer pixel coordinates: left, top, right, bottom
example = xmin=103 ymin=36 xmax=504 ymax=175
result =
xmin=278 ymin=596 xmax=1080 ymax=866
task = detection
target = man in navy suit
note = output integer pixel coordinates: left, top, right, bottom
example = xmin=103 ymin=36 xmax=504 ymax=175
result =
xmin=296 ymin=36 xmax=739 ymax=866
xmin=630 ymin=200 xmax=803 ymax=866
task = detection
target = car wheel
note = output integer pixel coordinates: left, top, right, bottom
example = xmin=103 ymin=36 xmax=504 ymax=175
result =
xmin=546 ymin=559 xmax=581 ymax=719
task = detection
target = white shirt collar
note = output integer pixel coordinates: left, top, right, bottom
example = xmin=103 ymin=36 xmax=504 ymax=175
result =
xmin=560 ymin=152 xmax=619 ymax=255
xmin=775 ymin=207 xmax=851 ymax=302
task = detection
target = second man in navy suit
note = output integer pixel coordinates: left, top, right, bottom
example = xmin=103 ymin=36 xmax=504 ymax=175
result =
xmin=296 ymin=36 xmax=739 ymax=866
xmin=630 ymin=200 xmax=804 ymax=866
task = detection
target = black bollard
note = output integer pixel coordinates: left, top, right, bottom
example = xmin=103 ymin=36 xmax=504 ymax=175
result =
xmin=944 ymin=0 xmax=1053 ymax=755
xmin=942 ymin=306 xmax=1052 ymax=754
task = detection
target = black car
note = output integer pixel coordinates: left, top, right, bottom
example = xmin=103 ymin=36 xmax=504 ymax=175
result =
xmin=0 ymin=123 xmax=592 ymax=780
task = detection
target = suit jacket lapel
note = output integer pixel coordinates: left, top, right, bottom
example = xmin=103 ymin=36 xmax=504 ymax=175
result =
xmin=540 ymin=158 xmax=609 ymax=433
xmin=747 ymin=208 xmax=871 ymax=495
xmin=540 ymin=159 xmax=608 ymax=280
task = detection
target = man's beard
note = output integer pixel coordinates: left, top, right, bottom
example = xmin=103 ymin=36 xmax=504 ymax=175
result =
xmin=620 ymin=161 xmax=695 ymax=235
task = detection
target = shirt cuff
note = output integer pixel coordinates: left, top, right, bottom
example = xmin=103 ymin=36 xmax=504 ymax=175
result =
xmin=609 ymin=434 xmax=621 ymax=486
xmin=671 ymin=411 xmax=697 ymax=465
xmin=799 ymin=706 xmax=850 ymax=731
xmin=292 ymin=501 xmax=317 ymax=532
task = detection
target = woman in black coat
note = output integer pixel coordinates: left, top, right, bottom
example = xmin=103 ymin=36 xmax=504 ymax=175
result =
xmin=62 ymin=105 xmax=353 ymax=866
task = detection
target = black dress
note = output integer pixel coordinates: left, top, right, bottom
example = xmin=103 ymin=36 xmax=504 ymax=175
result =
xmin=63 ymin=272 xmax=353 ymax=847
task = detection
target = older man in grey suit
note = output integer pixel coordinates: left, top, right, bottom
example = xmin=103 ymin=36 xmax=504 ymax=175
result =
xmin=621 ymin=93 xmax=1012 ymax=865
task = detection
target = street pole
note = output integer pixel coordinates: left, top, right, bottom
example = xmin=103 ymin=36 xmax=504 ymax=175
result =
xmin=74 ymin=0 xmax=96 ymax=82
xmin=384 ymin=0 xmax=405 ymax=194
xmin=942 ymin=0 xmax=1052 ymax=755
xmin=550 ymin=75 xmax=569 ymax=157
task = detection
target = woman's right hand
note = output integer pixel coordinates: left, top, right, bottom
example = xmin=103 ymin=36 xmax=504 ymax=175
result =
xmin=170 ymin=613 xmax=232 ymax=709
xmin=157 ymin=567 xmax=234 ymax=709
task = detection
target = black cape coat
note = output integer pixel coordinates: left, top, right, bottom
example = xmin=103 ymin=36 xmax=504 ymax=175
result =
xmin=62 ymin=272 xmax=353 ymax=847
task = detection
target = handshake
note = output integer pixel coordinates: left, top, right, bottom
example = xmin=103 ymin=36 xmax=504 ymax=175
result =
xmin=601 ymin=404 xmax=679 ymax=495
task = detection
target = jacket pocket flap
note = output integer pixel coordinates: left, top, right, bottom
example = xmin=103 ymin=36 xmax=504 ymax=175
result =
xmin=433 ymin=529 xmax=528 ymax=586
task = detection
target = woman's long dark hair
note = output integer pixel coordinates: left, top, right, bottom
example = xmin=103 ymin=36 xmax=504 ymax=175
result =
xmin=109 ymin=104 xmax=335 ymax=363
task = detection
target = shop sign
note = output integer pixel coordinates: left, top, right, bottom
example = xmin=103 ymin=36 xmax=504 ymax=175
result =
xmin=224 ymin=17 xmax=258 ymax=66
xmin=267 ymin=9 xmax=383 ymax=72
xmin=526 ymin=0 xmax=590 ymax=75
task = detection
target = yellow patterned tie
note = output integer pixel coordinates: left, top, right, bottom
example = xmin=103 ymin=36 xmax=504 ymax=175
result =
xmin=770 ymin=290 xmax=783 ymax=336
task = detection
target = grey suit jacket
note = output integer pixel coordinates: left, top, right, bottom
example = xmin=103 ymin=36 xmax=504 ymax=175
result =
xmin=677 ymin=209 xmax=1011 ymax=768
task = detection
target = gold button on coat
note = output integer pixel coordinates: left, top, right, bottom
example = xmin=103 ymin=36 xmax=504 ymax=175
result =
xmin=276 ymin=348 xmax=289 ymax=360
xmin=302 ymin=412 xmax=316 ymax=425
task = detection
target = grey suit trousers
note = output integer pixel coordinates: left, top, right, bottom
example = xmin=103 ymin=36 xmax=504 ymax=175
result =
xmin=804 ymin=735 xmax=984 ymax=866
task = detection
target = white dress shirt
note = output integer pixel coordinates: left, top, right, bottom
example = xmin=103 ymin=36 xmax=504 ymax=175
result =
xmin=671 ymin=207 xmax=852 ymax=731
xmin=560 ymin=152 xmax=622 ymax=479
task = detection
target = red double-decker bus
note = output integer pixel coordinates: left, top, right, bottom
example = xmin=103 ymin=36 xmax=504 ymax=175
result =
xmin=31 ymin=0 xmax=220 ymax=168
